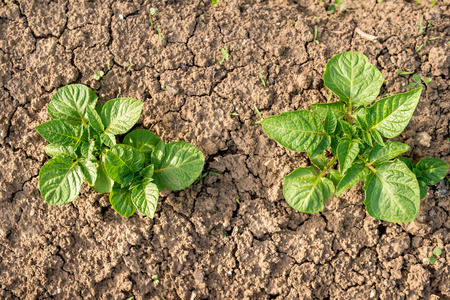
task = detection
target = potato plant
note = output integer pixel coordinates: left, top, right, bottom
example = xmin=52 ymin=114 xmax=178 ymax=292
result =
xmin=36 ymin=84 xmax=205 ymax=218
xmin=260 ymin=52 xmax=449 ymax=223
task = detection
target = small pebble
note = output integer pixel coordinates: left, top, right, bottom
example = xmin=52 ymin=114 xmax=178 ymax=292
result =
xmin=119 ymin=14 xmax=123 ymax=19
xmin=417 ymin=132 xmax=431 ymax=147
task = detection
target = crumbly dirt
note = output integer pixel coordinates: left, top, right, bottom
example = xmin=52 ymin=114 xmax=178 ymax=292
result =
xmin=1 ymin=0 xmax=450 ymax=299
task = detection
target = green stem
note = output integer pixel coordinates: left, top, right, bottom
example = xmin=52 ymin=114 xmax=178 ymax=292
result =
xmin=357 ymin=154 xmax=376 ymax=172
xmin=319 ymin=156 xmax=338 ymax=177
xmin=347 ymin=101 xmax=353 ymax=123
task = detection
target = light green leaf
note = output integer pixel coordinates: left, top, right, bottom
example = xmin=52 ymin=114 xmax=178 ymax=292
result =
xmin=104 ymin=144 xmax=145 ymax=186
xmin=366 ymin=141 xmax=411 ymax=166
xmin=367 ymin=88 xmax=422 ymax=138
xmin=87 ymin=106 xmax=104 ymax=133
xmin=336 ymin=163 xmax=370 ymax=196
xmin=78 ymin=158 xmax=98 ymax=185
xmin=283 ymin=166 xmax=335 ymax=213
xmin=310 ymin=102 xmax=346 ymax=119
xmin=48 ymin=84 xmax=98 ymax=125
xmin=110 ymin=183 xmax=136 ymax=217
xmin=324 ymin=107 xmax=337 ymax=134
xmin=363 ymin=159 xmax=420 ymax=223
xmin=309 ymin=135 xmax=331 ymax=158
xmin=261 ymin=110 xmax=327 ymax=153
xmin=101 ymin=98 xmax=143 ymax=135
xmin=44 ymin=144 xmax=76 ymax=159
xmin=337 ymin=137 xmax=360 ymax=175
xmin=327 ymin=169 xmax=342 ymax=186
xmin=92 ymin=157 xmax=113 ymax=193
xmin=39 ymin=156 xmax=83 ymax=205
xmin=323 ymin=52 xmax=384 ymax=107
xmin=123 ymin=129 xmax=160 ymax=161
xmin=339 ymin=120 xmax=356 ymax=137
xmin=131 ymin=181 xmax=159 ymax=217
xmin=370 ymin=129 xmax=385 ymax=146
xmin=35 ymin=120 xmax=82 ymax=146
xmin=80 ymin=140 xmax=96 ymax=161
xmin=152 ymin=141 xmax=205 ymax=191
xmin=309 ymin=153 xmax=329 ymax=171
xmin=100 ymin=132 xmax=116 ymax=148
xmin=415 ymin=157 xmax=449 ymax=186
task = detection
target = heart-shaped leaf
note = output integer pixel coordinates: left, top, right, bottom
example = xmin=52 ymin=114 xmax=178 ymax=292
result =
xmin=36 ymin=120 xmax=82 ymax=146
xmin=110 ymin=183 xmax=136 ymax=217
xmin=104 ymin=144 xmax=145 ymax=186
xmin=123 ymin=129 xmax=160 ymax=161
xmin=131 ymin=181 xmax=159 ymax=217
xmin=101 ymin=98 xmax=143 ymax=135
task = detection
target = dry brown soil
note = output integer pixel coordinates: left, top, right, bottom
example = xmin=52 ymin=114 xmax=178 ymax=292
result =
xmin=1 ymin=0 xmax=450 ymax=299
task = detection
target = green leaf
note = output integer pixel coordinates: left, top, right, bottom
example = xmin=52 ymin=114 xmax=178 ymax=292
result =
xmin=100 ymin=133 xmax=116 ymax=148
xmin=92 ymin=157 xmax=113 ymax=193
xmin=370 ymin=129 xmax=385 ymax=146
xmin=418 ymin=179 xmax=427 ymax=200
xmin=283 ymin=166 xmax=335 ymax=213
xmin=110 ymin=183 xmax=136 ymax=217
xmin=310 ymin=102 xmax=346 ymax=119
xmin=415 ymin=157 xmax=449 ymax=185
xmin=413 ymin=74 xmax=421 ymax=82
xmin=80 ymin=140 xmax=96 ymax=161
xmin=101 ymin=98 xmax=144 ymax=135
xmin=398 ymin=157 xmax=413 ymax=170
xmin=87 ymin=106 xmax=104 ymax=133
xmin=309 ymin=153 xmax=329 ymax=171
xmin=366 ymin=141 xmax=411 ymax=166
xmin=363 ymin=159 xmax=420 ymax=223
xmin=336 ymin=163 xmax=370 ymax=196
xmin=123 ymin=129 xmax=160 ymax=161
xmin=324 ymin=107 xmax=337 ymax=134
xmin=429 ymin=256 xmax=436 ymax=265
xmin=339 ymin=120 xmax=356 ymax=137
xmin=407 ymin=82 xmax=417 ymax=89
xmin=35 ymin=120 xmax=82 ymax=146
xmin=323 ymin=52 xmax=384 ymax=107
xmin=327 ymin=169 xmax=342 ymax=186
xmin=337 ymin=137 xmax=360 ymax=175
xmin=367 ymin=88 xmax=422 ymax=138
xmin=104 ymin=144 xmax=145 ymax=186
xmin=44 ymin=144 xmax=76 ymax=159
xmin=47 ymin=84 xmax=98 ymax=125
xmin=152 ymin=141 xmax=205 ymax=191
xmin=433 ymin=247 xmax=442 ymax=256
xmin=140 ymin=164 xmax=154 ymax=181
xmin=39 ymin=156 xmax=83 ymax=205
xmin=78 ymin=158 xmax=98 ymax=185
xmin=261 ymin=110 xmax=328 ymax=153
xmin=131 ymin=181 xmax=159 ymax=217
xmin=308 ymin=135 xmax=331 ymax=158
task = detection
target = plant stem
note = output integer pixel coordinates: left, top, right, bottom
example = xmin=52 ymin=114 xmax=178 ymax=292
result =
xmin=320 ymin=156 xmax=338 ymax=177
xmin=357 ymin=154 xmax=376 ymax=172
xmin=347 ymin=102 xmax=353 ymax=123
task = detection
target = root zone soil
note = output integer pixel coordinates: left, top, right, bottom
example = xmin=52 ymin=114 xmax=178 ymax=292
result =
xmin=1 ymin=0 xmax=449 ymax=299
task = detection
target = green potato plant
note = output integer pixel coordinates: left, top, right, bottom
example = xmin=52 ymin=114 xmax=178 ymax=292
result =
xmin=36 ymin=84 xmax=205 ymax=218
xmin=259 ymin=52 xmax=449 ymax=223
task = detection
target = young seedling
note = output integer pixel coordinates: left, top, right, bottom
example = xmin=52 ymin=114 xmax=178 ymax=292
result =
xmin=253 ymin=105 xmax=263 ymax=124
xmin=106 ymin=61 xmax=111 ymax=70
xmin=93 ymin=70 xmax=105 ymax=81
xmin=218 ymin=47 xmax=229 ymax=65
xmin=35 ymin=84 xmax=205 ymax=218
xmin=152 ymin=274 xmax=160 ymax=285
xmin=149 ymin=7 xmax=157 ymax=26
xmin=407 ymin=74 xmax=432 ymax=89
xmin=328 ymin=0 xmax=346 ymax=14
xmin=199 ymin=171 xmax=219 ymax=184
xmin=428 ymin=36 xmax=439 ymax=44
xmin=416 ymin=44 xmax=423 ymax=53
xmin=236 ymin=198 xmax=240 ymax=204
xmin=418 ymin=22 xmax=426 ymax=34
xmin=429 ymin=247 xmax=442 ymax=265
xmin=212 ymin=0 xmax=219 ymax=5
xmin=258 ymin=51 xmax=449 ymax=223
xmin=157 ymin=25 xmax=162 ymax=43
xmin=258 ymin=73 xmax=266 ymax=87
xmin=397 ymin=70 xmax=413 ymax=75
xmin=290 ymin=20 xmax=296 ymax=26
xmin=124 ymin=58 xmax=134 ymax=72
xmin=314 ymin=26 xmax=319 ymax=45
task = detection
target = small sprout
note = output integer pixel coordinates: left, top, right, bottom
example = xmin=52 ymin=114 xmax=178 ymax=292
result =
xmin=157 ymin=25 xmax=162 ymax=43
xmin=152 ymin=274 xmax=159 ymax=285
xmin=161 ymin=297 xmax=166 ymax=300
xmin=429 ymin=256 xmax=436 ymax=264
xmin=223 ymin=233 xmax=227 ymax=238
xmin=149 ymin=8 xmax=157 ymax=26
xmin=397 ymin=71 xmax=413 ymax=75
xmin=418 ymin=22 xmax=426 ymax=34
xmin=236 ymin=198 xmax=240 ymax=204
xmin=427 ymin=21 xmax=432 ymax=28
xmin=228 ymin=112 xmax=239 ymax=116
xmin=212 ymin=0 xmax=219 ymax=5
xmin=428 ymin=36 xmax=439 ymax=44
xmin=117 ymin=87 xmax=122 ymax=97
xmin=433 ymin=247 xmax=442 ymax=256
xmin=290 ymin=20 xmax=296 ymax=26
xmin=106 ymin=61 xmax=111 ymax=70
xmin=199 ymin=171 xmax=220 ymax=184
xmin=93 ymin=70 xmax=105 ymax=81
xmin=327 ymin=0 xmax=346 ymax=14
xmin=415 ymin=44 xmax=423 ymax=53
xmin=124 ymin=58 xmax=134 ymax=72
xmin=218 ymin=47 xmax=229 ymax=65
xmin=5 ymin=120 xmax=9 ymax=125
xmin=408 ymin=74 xmax=431 ymax=89
xmin=377 ymin=0 xmax=382 ymax=2
xmin=423 ymin=77 xmax=432 ymax=84
xmin=314 ymin=26 xmax=319 ymax=45
xmin=125 ymin=297 xmax=134 ymax=300
xmin=258 ymin=73 xmax=266 ymax=87
xmin=254 ymin=104 xmax=262 ymax=124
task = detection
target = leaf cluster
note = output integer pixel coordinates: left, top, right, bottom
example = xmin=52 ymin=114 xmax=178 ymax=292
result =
xmin=260 ymin=52 xmax=449 ymax=223
xmin=36 ymin=84 xmax=205 ymax=218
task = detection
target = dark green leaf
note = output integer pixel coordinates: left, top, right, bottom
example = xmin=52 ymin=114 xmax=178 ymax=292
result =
xmin=370 ymin=129 xmax=385 ymax=146
xmin=327 ymin=169 xmax=342 ymax=186
xmin=261 ymin=110 xmax=327 ymax=152
xmin=337 ymin=137 xmax=360 ymax=175
xmin=36 ymin=120 xmax=82 ymax=146
xmin=366 ymin=141 xmax=411 ymax=166
xmin=336 ymin=163 xmax=370 ymax=196
xmin=47 ymin=84 xmax=98 ymax=125
xmin=415 ymin=157 xmax=449 ymax=185
xmin=110 ymin=183 xmax=136 ymax=217
xmin=140 ymin=164 xmax=154 ymax=181
xmin=123 ymin=129 xmax=160 ymax=161
xmin=80 ymin=140 xmax=96 ymax=161
xmin=131 ymin=181 xmax=159 ymax=217
xmin=101 ymin=98 xmax=143 ymax=135
xmin=363 ymin=159 xmax=420 ymax=223
xmin=398 ymin=157 xmax=413 ymax=170
xmin=310 ymin=102 xmax=346 ymax=119
xmin=367 ymin=88 xmax=422 ymax=138
xmin=323 ymin=52 xmax=384 ymax=107
xmin=92 ymin=156 xmax=113 ymax=193
xmin=152 ymin=141 xmax=205 ymax=191
xmin=104 ymin=144 xmax=145 ymax=186
xmin=339 ymin=120 xmax=356 ymax=137
xmin=39 ymin=156 xmax=83 ymax=205
xmin=283 ymin=166 xmax=335 ymax=213
xmin=309 ymin=136 xmax=331 ymax=158
xmin=419 ymin=179 xmax=427 ymax=200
